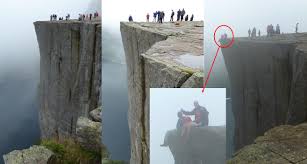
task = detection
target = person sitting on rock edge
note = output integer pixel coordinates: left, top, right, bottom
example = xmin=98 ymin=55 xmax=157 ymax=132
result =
xmin=128 ymin=15 xmax=133 ymax=22
xmin=190 ymin=14 xmax=194 ymax=21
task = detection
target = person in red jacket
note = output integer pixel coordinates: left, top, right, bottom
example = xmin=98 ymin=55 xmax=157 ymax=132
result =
xmin=181 ymin=101 xmax=209 ymax=126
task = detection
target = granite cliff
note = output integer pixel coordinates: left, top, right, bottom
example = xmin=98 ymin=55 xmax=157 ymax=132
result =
xmin=2 ymin=20 xmax=103 ymax=164
xmin=34 ymin=20 xmax=102 ymax=139
xmin=162 ymin=126 xmax=226 ymax=164
xmin=222 ymin=33 xmax=307 ymax=153
xmin=121 ymin=21 xmax=204 ymax=164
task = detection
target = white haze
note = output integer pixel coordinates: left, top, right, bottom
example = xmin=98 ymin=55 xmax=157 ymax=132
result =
xmin=0 ymin=0 xmax=98 ymax=77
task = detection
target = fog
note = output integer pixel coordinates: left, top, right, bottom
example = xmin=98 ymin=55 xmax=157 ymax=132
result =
xmin=0 ymin=0 xmax=97 ymax=163
xmin=150 ymin=88 xmax=226 ymax=164
xmin=204 ymin=0 xmax=307 ymax=89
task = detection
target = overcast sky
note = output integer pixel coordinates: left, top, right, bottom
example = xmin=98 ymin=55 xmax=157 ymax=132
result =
xmin=150 ymin=88 xmax=226 ymax=164
xmin=205 ymin=0 xmax=307 ymax=39
xmin=0 ymin=0 xmax=96 ymax=76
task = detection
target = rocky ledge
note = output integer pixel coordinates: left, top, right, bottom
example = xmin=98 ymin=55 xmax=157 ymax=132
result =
xmin=3 ymin=146 xmax=54 ymax=164
xmin=228 ymin=123 xmax=307 ymax=164
xmin=162 ymin=126 xmax=226 ymax=164
xmin=121 ymin=21 xmax=204 ymax=164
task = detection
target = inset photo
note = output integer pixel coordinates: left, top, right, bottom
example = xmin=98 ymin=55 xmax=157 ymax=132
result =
xmin=150 ymin=88 xmax=226 ymax=164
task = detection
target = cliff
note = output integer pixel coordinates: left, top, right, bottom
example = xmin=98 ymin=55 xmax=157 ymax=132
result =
xmin=228 ymin=123 xmax=307 ymax=163
xmin=162 ymin=126 xmax=226 ymax=164
xmin=34 ymin=20 xmax=102 ymax=139
xmin=120 ymin=21 xmax=204 ymax=164
xmin=221 ymin=33 xmax=307 ymax=152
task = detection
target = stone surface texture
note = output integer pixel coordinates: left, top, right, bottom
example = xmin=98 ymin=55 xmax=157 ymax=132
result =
xmin=76 ymin=116 xmax=102 ymax=153
xmin=228 ymin=123 xmax=307 ymax=164
xmin=120 ymin=21 xmax=204 ymax=164
xmin=222 ymin=33 xmax=307 ymax=152
xmin=163 ymin=126 xmax=226 ymax=164
xmin=3 ymin=146 xmax=54 ymax=164
xmin=34 ymin=20 xmax=102 ymax=140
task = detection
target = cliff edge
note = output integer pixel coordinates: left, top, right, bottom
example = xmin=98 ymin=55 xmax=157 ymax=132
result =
xmin=34 ymin=20 xmax=102 ymax=139
xmin=222 ymin=33 xmax=307 ymax=152
xmin=120 ymin=21 xmax=204 ymax=164
xmin=163 ymin=126 xmax=226 ymax=164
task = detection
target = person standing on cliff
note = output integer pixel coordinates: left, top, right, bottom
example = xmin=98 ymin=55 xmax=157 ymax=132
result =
xmin=146 ymin=13 xmax=150 ymax=22
xmin=296 ymin=23 xmax=299 ymax=33
xmin=190 ymin=14 xmax=194 ymax=21
xmin=248 ymin=28 xmax=251 ymax=37
xmin=177 ymin=9 xmax=181 ymax=21
xmin=276 ymin=24 xmax=280 ymax=34
xmin=258 ymin=30 xmax=261 ymax=37
xmin=181 ymin=8 xmax=186 ymax=21
xmin=128 ymin=15 xmax=133 ymax=22
xmin=181 ymin=101 xmax=209 ymax=127
xmin=170 ymin=10 xmax=175 ymax=22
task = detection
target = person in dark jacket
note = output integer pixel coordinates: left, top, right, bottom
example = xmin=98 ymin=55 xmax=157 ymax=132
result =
xmin=170 ymin=10 xmax=175 ymax=22
xmin=181 ymin=8 xmax=185 ymax=21
xmin=190 ymin=14 xmax=194 ymax=21
xmin=177 ymin=9 xmax=181 ymax=21
xmin=128 ymin=15 xmax=133 ymax=22
xmin=181 ymin=101 xmax=209 ymax=126
xmin=185 ymin=15 xmax=189 ymax=21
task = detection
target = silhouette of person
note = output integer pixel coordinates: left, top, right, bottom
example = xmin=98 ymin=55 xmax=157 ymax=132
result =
xmin=185 ymin=15 xmax=189 ymax=21
xmin=128 ymin=15 xmax=133 ymax=22
xmin=248 ymin=28 xmax=251 ymax=37
xmin=296 ymin=23 xmax=299 ymax=33
xmin=170 ymin=10 xmax=174 ymax=22
xmin=177 ymin=9 xmax=181 ymax=21
xmin=190 ymin=14 xmax=194 ymax=21
xmin=146 ymin=13 xmax=150 ymax=22
xmin=276 ymin=24 xmax=280 ymax=34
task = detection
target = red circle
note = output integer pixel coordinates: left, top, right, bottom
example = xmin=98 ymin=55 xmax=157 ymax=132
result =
xmin=214 ymin=25 xmax=235 ymax=48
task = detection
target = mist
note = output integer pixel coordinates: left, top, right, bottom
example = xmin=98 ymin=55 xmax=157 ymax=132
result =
xmin=0 ymin=0 xmax=97 ymax=163
xmin=204 ymin=0 xmax=307 ymax=90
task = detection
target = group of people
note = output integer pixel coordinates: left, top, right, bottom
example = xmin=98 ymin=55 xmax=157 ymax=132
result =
xmin=78 ymin=11 xmax=100 ymax=21
xmin=50 ymin=14 xmax=70 ymax=21
xmin=248 ymin=27 xmax=261 ymax=38
xmin=248 ymin=23 xmax=300 ymax=38
xmin=151 ymin=11 xmax=165 ymax=23
xmin=129 ymin=9 xmax=194 ymax=23
xmin=173 ymin=101 xmax=209 ymax=142
xmin=266 ymin=24 xmax=281 ymax=37
xmin=50 ymin=12 xmax=99 ymax=21
xmin=219 ymin=33 xmax=230 ymax=46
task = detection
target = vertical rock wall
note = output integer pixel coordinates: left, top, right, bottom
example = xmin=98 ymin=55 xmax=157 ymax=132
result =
xmin=34 ymin=21 xmax=102 ymax=140
xmin=121 ymin=22 xmax=204 ymax=164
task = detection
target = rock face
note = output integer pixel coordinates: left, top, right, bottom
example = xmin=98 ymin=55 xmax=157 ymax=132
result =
xmin=222 ymin=33 xmax=307 ymax=152
xmin=163 ymin=126 xmax=226 ymax=164
xmin=76 ymin=116 xmax=102 ymax=153
xmin=228 ymin=123 xmax=307 ymax=164
xmin=120 ymin=22 xmax=204 ymax=164
xmin=3 ymin=146 xmax=54 ymax=164
xmin=34 ymin=20 xmax=102 ymax=140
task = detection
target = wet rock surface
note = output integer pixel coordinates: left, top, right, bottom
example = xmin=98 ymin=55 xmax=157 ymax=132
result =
xmin=163 ymin=126 xmax=226 ymax=164
xmin=228 ymin=123 xmax=307 ymax=164
xmin=120 ymin=21 xmax=204 ymax=164
xmin=3 ymin=146 xmax=54 ymax=164
xmin=76 ymin=116 xmax=102 ymax=153
xmin=222 ymin=33 xmax=307 ymax=151
xmin=34 ymin=21 xmax=102 ymax=140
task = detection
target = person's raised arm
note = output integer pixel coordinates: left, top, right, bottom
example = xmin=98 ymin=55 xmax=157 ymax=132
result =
xmin=181 ymin=108 xmax=195 ymax=115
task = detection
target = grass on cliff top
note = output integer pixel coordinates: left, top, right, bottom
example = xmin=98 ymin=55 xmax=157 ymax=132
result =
xmin=40 ymin=139 xmax=101 ymax=164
